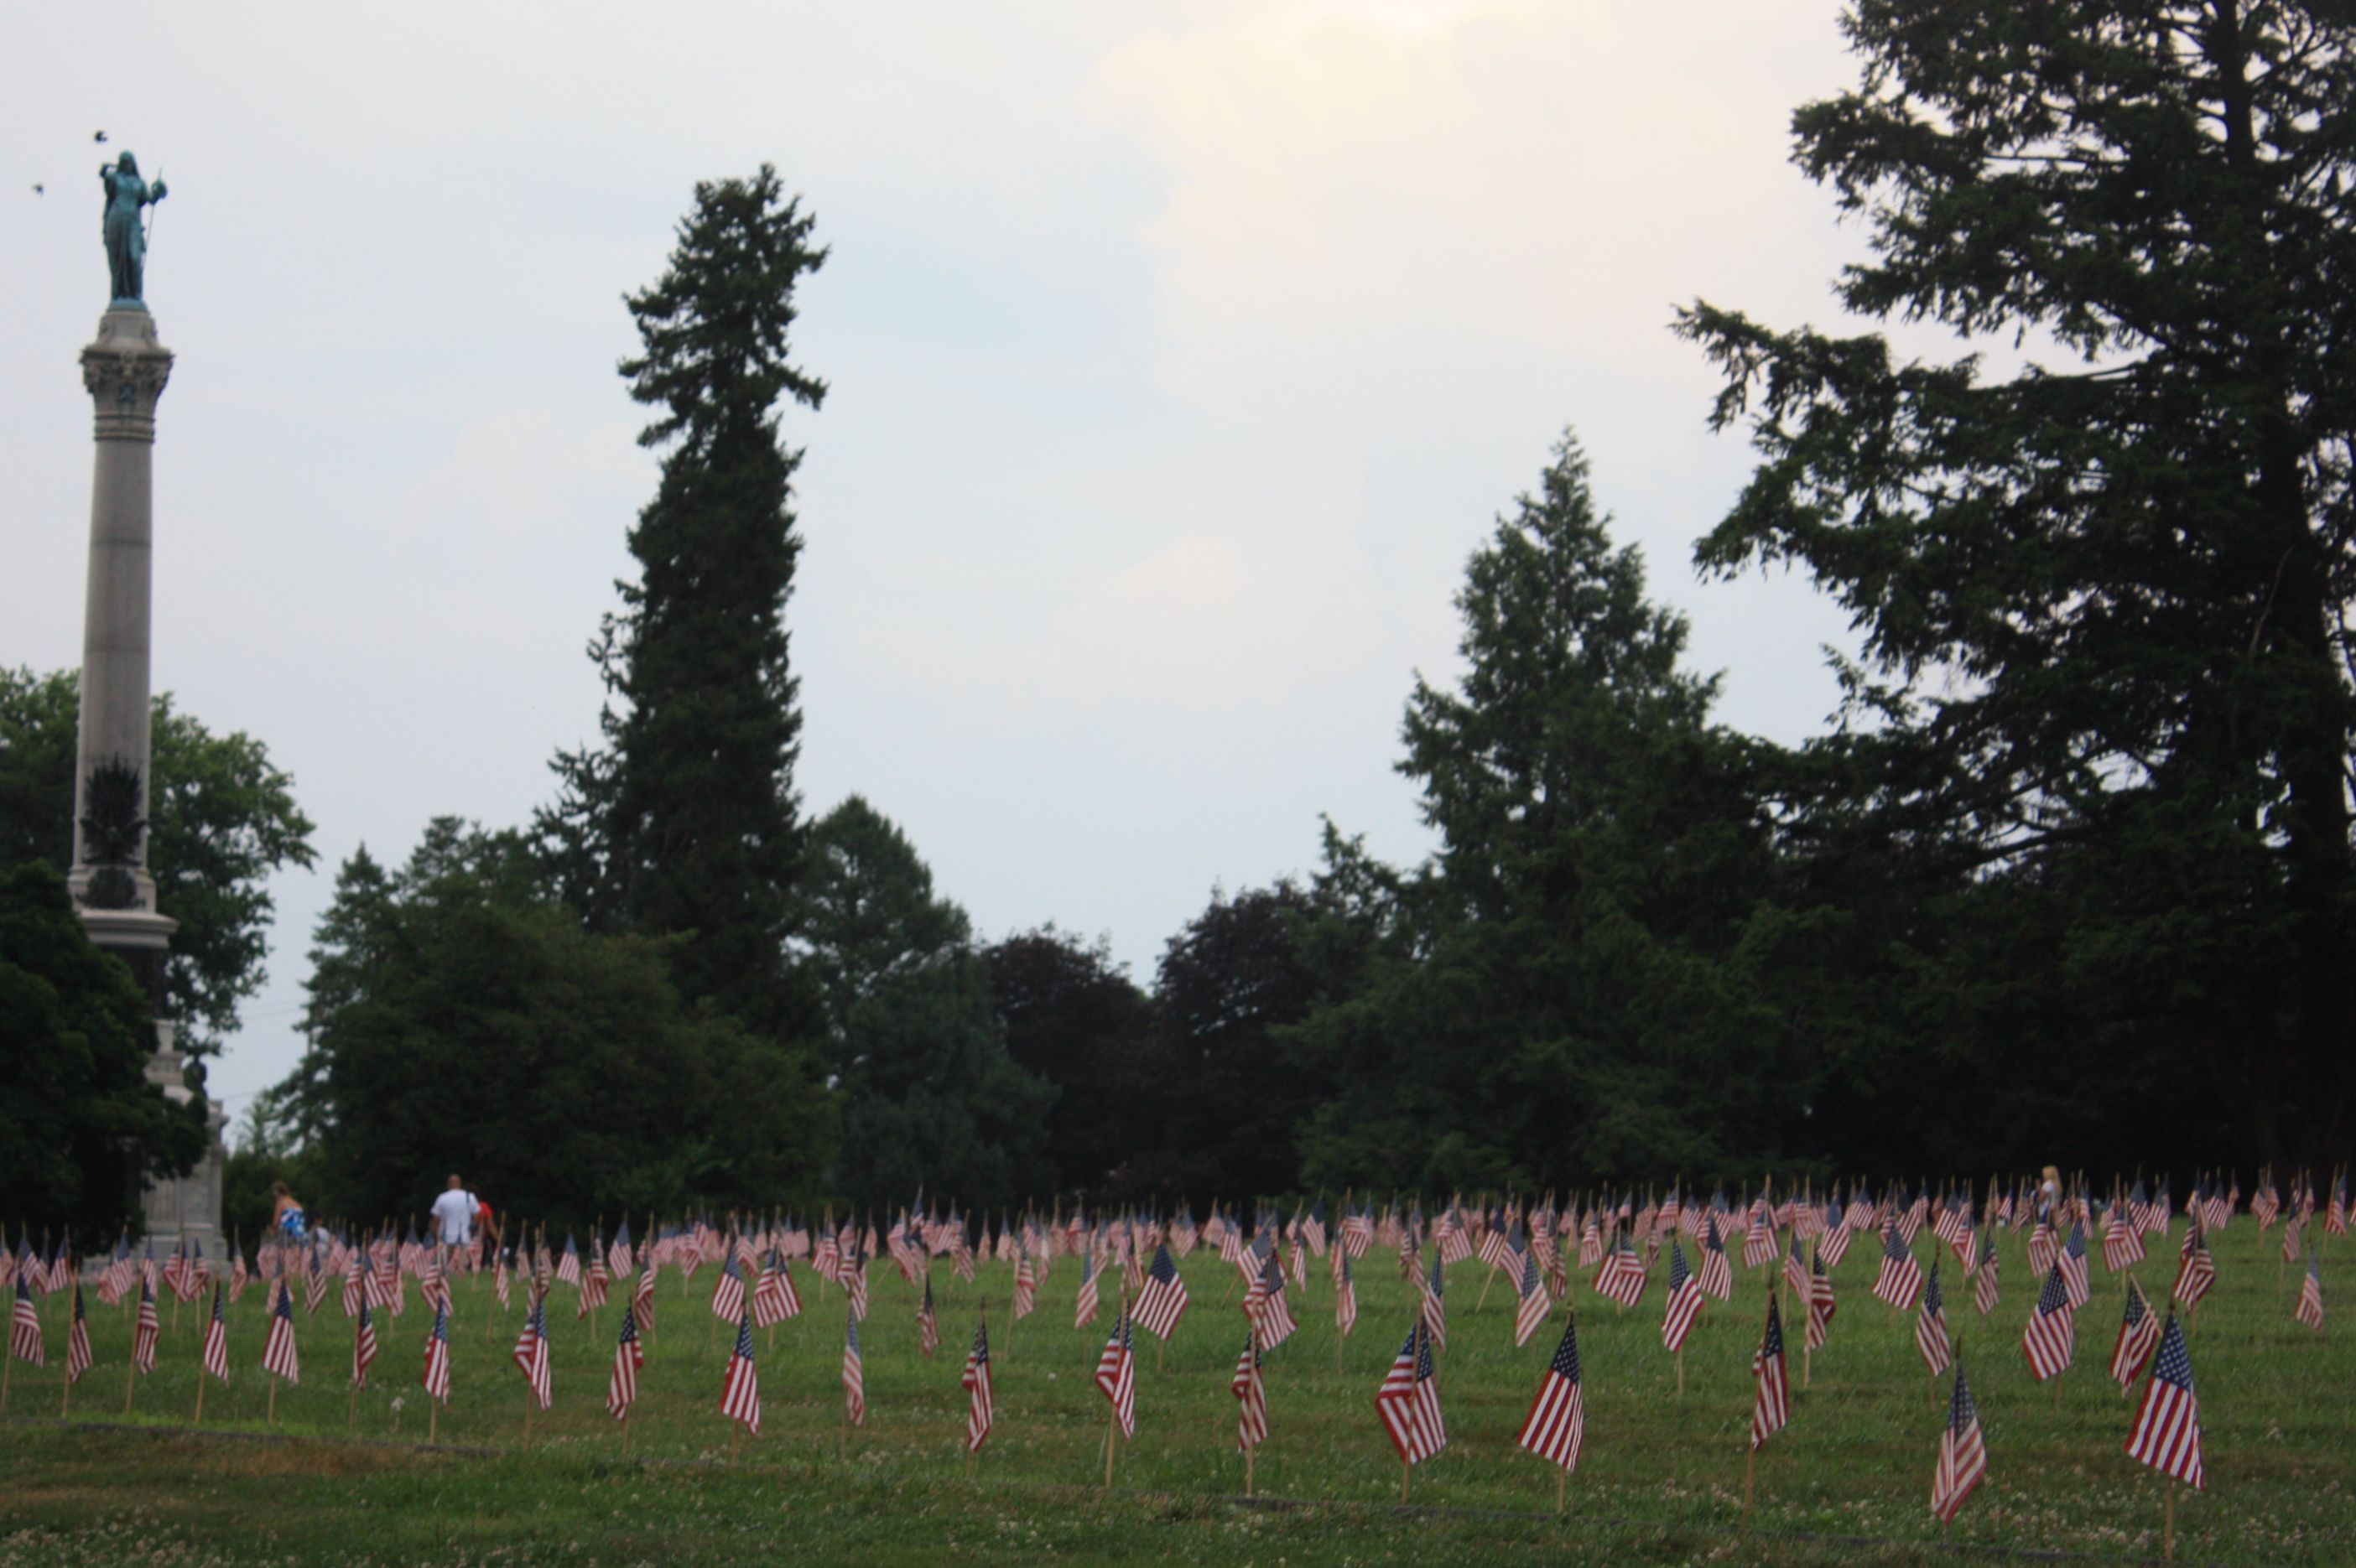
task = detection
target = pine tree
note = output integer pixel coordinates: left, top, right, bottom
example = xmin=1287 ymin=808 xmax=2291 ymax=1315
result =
xmin=1289 ymin=434 xmax=1792 ymax=1190
xmin=544 ymin=167 xmax=827 ymax=1038
xmin=1677 ymin=0 xmax=2356 ymax=1166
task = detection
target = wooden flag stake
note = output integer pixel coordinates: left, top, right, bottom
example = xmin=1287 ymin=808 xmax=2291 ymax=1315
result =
xmin=1741 ymin=1445 xmax=1755 ymax=1527
xmin=1401 ymin=1456 xmax=1412 ymax=1504
xmin=348 ymin=1370 xmax=359 ymax=1434
xmin=1675 ymin=1347 xmax=1684 ymax=1398
xmin=267 ymin=1376 xmax=278 ymax=1428
xmin=122 ymin=1343 xmax=138 ymax=1416
xmin=2165 ymin=1477 xmax=2177 ymax=1560
xmin=192 ymin=1364 xmax=205 ymax=1427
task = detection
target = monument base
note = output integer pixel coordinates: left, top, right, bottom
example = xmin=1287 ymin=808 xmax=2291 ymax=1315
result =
xmin=138 ymin=1020 xmax=227 ymax=1256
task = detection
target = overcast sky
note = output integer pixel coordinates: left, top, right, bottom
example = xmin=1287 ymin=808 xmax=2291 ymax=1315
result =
xmin=5 ymin=1 xmax=1876 ymax=1122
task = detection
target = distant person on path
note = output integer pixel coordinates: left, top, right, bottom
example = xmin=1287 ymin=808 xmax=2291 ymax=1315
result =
xmin=476 ymin=1195 xmax=500 ymax=1269
xmin=429 ymin=1174 xmax=478 ymax=1269
xmin=271 ymin=1181 xmax=307 ymax=1241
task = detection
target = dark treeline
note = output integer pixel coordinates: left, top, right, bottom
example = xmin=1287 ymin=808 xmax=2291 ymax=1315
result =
xmin=10 ymin=3 xmax=2352 ymax=1246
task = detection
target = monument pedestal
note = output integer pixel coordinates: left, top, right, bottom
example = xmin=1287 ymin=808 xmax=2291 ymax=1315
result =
xmin=72 ymin=302 xmax=226 ymax=1253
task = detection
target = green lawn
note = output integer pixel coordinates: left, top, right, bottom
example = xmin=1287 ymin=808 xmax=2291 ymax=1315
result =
xmin=2 ymin=1221 xmax=2348 ymax=1565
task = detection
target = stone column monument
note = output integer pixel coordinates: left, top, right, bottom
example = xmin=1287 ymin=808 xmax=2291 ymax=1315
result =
xmin=72 ymin=150 xmax=226 ymax=1252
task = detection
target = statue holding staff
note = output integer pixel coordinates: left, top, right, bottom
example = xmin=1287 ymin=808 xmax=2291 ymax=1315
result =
xmin=101 ymin=151 xmax=166 ymax=305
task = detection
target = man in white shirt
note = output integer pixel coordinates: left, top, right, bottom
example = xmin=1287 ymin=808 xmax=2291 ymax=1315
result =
xmin=429 ymin=1174 xmax=476 ymax=1268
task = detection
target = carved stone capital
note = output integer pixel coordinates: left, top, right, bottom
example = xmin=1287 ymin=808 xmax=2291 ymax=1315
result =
xmin=81 ymin=309 xmax=174 ymax=444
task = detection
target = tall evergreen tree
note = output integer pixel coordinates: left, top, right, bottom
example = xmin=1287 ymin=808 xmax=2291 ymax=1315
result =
xmin=1677 ymin=0 xmax=2356 ymax=1166
xmin=543 ymin=167 xmax=827 ymax=1039
xmin=1287 ymin=435 xmax=1796 ymax=1191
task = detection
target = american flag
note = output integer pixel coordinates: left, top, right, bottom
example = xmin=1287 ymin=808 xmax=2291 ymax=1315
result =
xmin=65 ymin=1285 xmax=92 ymax=1385
xmin=133 ymin=1275 xmax=160 ymax=1373
xmin=1750 ymin=1295 xmax=1790 ymax=1449
xmin=2172 ymin=1226 xmax=2216 ymax=1312
xmin=263 ymin=1280 xmax=300 ymax=1384
xmin=556 ymin=1232 xmax=582 ymax=1287
xmin=1513 ymin=1243 xmax=1553 ymax=1349
xmin=2059 ymin=1221 xmax=2091 ymax=1309
xmin=1073 ymin=1249 xmax=1100 ymax=1330
xmin=492 ymin=1248 xmax=511 ymax=1312
xmin=352 ymin=1297 xmax=378 ymax=1388
xmin=720 ymin=1308 xmax=761 ymax=1436
xmin=1232 ymin=1330 xmax=1267 ymax=1452
xmin=2125 ymin=1314 xmax=2203 ymax=1489
xmin=200 ymin=1285 xmax=229 ymax=1383
xmin=2021 ymin=1263 xmax=2075 ymax=1382
xmin=1515 ymin=1311 xmax=1585 ymax=1473
xmin=1806 ymin=1249 xmax=1838 ymax=1353
xmin=1245 ymin=1253 xmax=1299 ymax=1350
xmin=1334 ymin=1245 xmax=1358 ymax=1339
xmin=843 ymin=1312 xmax=866 ymax=1427
xmin=962 ymin=1318 xmax=994 ymax=1451
xmin=230 ymin=1246 xmax=250 ymax=1305
xmin=1012 ymin=1246 xmax=1038 ymax=1321
xmin=305 ymin=1241 xmax=331 ymax=1316
xmin=2109 ymin=1276 xmax=2160 ymax=1388
xmin=609 ymin=1221 xmax=635 ymax=1279
xmin=580 ymin=1239 xmax=610 ymax=1319
xmin=602 ymin=1302 xmax=642 ymax=1420
xmin=513 ymin=1287 xmax=553 ymax=1410
xmin=1782 ymin=1232 xmax=1810 ymax=1305
xmin=1972 ymin=1228 xmax=2000 ymax=1317
xmin=753 ymin=1247 xmax=798 ymax=1327
xmin=2027 ymin=1218 xmax=2057 ymax=1278
xmin=1417 ymin=1248 xmax=1449 ymax=1351
xmin=710 ymin=1249 xmax=746 ymax=1324
xmin=2294 ymin=1255 xmax=2324 ymax=1334
xmin=8 ymin=1277 xmax=42 ymax=1366
xmin=2104 ymin=1203 xmax=2145 ymax=1271
xmin=1134 ymin=1243 xmax=1188 ymax=1341
xmin=1742 ymin=1197 xmax=1776 ymax=1270
xmin=1095 ymin=1298 xmax=1137 ymax=1440
xmin=1871 ymin=1223 xmax=1924 ymax=1311
xmin=1930 ymin=1364 xmax=1988 ymax=1524
xmin=1375 ymin=1321 xmax=1446 ymax=1467
xmin=1660 ymin=1241 xmax=1703 ymax=1354
xmin=1698 ymin=1215 xmax=1734 ymax=1301
xmin=422 ymin=1297 xmax=452 ymax=1403
xmin=1915 ymin=1261 xmax=1950 ymax=1377
xmin=1594 ymin=1233 xmax=1647 ymax=1310
xmin=1303 ymin=1201 xmax=1328 ymax=1258
xmin=634 ymin=1250 xmax=661 ymax=1330
xmin=918 ymin=1273 xmax=940 ymax=1358
xmin=843 ymin=1240 xmax=869 ymax=1323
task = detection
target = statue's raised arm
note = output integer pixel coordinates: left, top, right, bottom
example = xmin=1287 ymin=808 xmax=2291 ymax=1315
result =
xmin=100 ymin=151 xmax=165 ymax=307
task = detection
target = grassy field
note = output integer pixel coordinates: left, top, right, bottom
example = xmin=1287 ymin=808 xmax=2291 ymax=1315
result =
xmin=1 ymin=1220 xmax=2348 ymax=1566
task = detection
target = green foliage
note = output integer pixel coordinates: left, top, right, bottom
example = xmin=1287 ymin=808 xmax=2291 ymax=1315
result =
xmin=0 ymin=862 xmax=204 ymax=1238
xmin=796 ymin=797 xmax=1053 ymax=1212
xmin=1675 ymin=0 xmax=2356 ymax=1169
xmin=283 ymin=818 xmax=835 ymax=1231
xmin=541 ymin=168 xmax=827 ymax=1044
xmin=1288 ymin=435 xmax=1800 ymax=1192
xmin=980 ymin=927 xmax=1155 ymax=1198
xmin=0 ymin=667 xmax=316 ymax=1059
xmin=1130 ymin=882 xmax=1326 ymax=1205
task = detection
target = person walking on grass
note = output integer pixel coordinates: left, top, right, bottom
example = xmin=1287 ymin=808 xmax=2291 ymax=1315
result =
xmin=429 ymin=1175 xmax=478 ymax=1274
